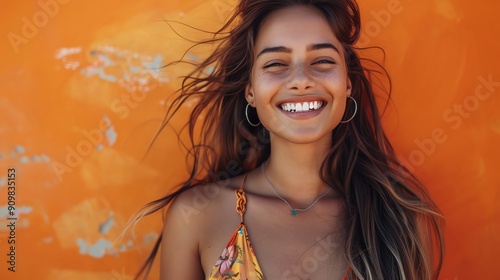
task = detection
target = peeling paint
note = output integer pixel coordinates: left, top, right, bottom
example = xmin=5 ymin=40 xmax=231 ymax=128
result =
xmin=4 ymin=145 xmax=53 ymax=165
xmin=117 ymin=239 xmax=134 ymax=253
xmin=102 ymin=115 xmax=117 ymax=146
xmin=41 ymin=153 xmax=51 ymax=162
xmin=76 ymin=238 xmax=113 ymax=258
xmin=20 ymin=155 xmax=29 ymax=163
xmin=0 ymin=205 xmax=33 ymax=219
xmin=98 ymin=212 xmax=115 ymax=234
xmin=143 ymin=54 xmax=164 ymax=70
xmin=77 ymin=238 xmax=87 ymax=254
xmin=143 ymin=232 xmax=158 ymax=244
xmin=55 ymin=47 xmax=82 ymax=59
xmin=204 ymin=65 xmax=215 ymax=75
xmin=186 ymin=53 xmax=200 ymax=62
xmin=52 ymin=197 xmax=114 ymax=248
xmin=15 ymin=145 xmax=26 ymax=153
xmin=56 ymin=45 xmax=169 ymax=93
xmin=91 ymin=242 xmax=108 ymax=258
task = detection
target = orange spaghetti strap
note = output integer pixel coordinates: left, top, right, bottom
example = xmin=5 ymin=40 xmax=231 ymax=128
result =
xmin=343 ymin=267 xmax=353 ymax=280
xmin=235 ymin=174 xmax=247 ymax=223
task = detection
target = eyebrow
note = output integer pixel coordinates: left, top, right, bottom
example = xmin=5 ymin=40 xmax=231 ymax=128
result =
xmin=256 ymin=43 xmax=340 ymax=58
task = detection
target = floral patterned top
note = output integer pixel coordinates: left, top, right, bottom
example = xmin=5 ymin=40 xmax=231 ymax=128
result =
xmin=208 ymin=175 xmax=352 ymax=280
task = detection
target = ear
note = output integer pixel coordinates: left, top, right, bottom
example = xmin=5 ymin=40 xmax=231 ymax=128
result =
xmin=245 ymin=84 xmax=255 ymax=106
xmin=346 ymin=78 xmax=352 ymax=96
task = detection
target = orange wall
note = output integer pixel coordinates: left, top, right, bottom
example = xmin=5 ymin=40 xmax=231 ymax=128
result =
xmin=0 ymin=0 xmax=498 ymax=279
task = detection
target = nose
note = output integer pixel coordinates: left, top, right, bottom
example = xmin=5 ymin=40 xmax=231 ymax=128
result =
xmin=286 ymin=63 xmax=315 ymax=91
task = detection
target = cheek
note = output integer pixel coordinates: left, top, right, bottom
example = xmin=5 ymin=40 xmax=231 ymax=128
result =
xmin=332 ymin=98 xmax=347 ymax=115
xmin=320 ymin=67 xmax=346 ymax=84
xmin=252 ymin=75 xmax=282 ymax=102
xmin=325 ymin=74 xmax=349 ymax=96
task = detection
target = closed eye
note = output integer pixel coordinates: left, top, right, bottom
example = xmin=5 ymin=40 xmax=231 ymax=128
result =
xmin=313 ymin=59 xmax=336 ymax=65
xmin=263 ymin=62 xmax=287 ymax=69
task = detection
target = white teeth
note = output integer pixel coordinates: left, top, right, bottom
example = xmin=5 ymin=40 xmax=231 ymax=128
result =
xmin=280 ymin=101 xmax=324 ymax=112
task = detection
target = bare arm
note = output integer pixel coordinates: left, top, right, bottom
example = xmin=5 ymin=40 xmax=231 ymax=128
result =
xmin=160 ymin=189 xmax=205 ymax=279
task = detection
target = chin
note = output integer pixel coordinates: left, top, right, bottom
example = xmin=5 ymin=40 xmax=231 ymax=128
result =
xmin=279 ymin=128 xmax=333 ymax=145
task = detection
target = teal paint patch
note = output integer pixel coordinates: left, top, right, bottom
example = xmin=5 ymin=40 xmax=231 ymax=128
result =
xmin=41 ymin=154 xmax=51 ymax=162
xmin=186 ymin=53 xmax=199 ymax=62
xmin=14 ymin=145 xmax=26 ymax=153
xmin=19 ymin=156 xmax=29 ymax=163
xmin=144 ymin=54 xmax=164 ymax=70
xmin=76 ymin=238 xmax=113 ymax=258
xmin=204 ymin=66 xmax=215 ymax=75
xmin=77 ymin=238 xmax=87 ymax=254
xmin=0 ymin=205 xmax=33 ymax=218
xmin=88 ymin=238 xmax=112 ymax=258
xmin=102 ymin=115 xmax=117 ymax=146
xmin=143 ymin=232 xmax=158 ymax=244
xmin=129 ymin=65 xmax=141 ymax=73
xmin=98 ymin=212 xmax=115 ymax=234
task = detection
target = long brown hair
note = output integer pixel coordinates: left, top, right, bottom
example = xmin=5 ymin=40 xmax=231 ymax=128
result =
xmin=132 ymin=0 xmax=444 ymax=279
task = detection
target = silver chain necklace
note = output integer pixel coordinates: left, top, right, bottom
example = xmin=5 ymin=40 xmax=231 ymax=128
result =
xmin=261 ymin=163 xmax=332 ymax=216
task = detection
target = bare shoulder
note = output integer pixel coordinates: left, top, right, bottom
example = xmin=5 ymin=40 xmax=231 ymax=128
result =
xmin=160 ymin=177 xmax=243 ymax=279
xmin=167 ymin=178 xmax=242 ymax=226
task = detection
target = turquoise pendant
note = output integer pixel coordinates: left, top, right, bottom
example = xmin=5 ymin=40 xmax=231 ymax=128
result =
xmin=291 ymin=210 xmax=298 ymax=216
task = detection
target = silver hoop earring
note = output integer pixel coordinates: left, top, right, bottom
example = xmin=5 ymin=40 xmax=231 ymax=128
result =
xmin=245 ymin=103 xmax=260 ymax=126
xmin=340 ymin=96 xmax=358 ymax=123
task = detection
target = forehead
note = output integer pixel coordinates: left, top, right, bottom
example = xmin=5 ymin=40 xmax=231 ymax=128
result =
xmin=255 ymin=5 xmax=340 ymax=51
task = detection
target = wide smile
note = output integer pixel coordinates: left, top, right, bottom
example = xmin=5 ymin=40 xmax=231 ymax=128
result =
xmin=279 ymin=100 xmax=325 ymax=113
xmin=277 ymin=99 xmax=327 ymax=120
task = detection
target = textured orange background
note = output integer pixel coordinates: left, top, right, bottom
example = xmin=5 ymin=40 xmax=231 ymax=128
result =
xmin=0 ymin=0 xmax=498 ymax=279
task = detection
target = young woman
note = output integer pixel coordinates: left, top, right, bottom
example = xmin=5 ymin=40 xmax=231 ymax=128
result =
xmin=134 ymin=0 xmax=444 ymax=279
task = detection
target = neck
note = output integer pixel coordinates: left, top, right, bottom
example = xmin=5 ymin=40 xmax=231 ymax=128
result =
xmin=263 ymin=135 xmax=332 ymax=201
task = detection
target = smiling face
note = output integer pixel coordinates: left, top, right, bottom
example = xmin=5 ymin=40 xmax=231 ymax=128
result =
xmin=246 ymin=5 xmax=351 ymax=145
